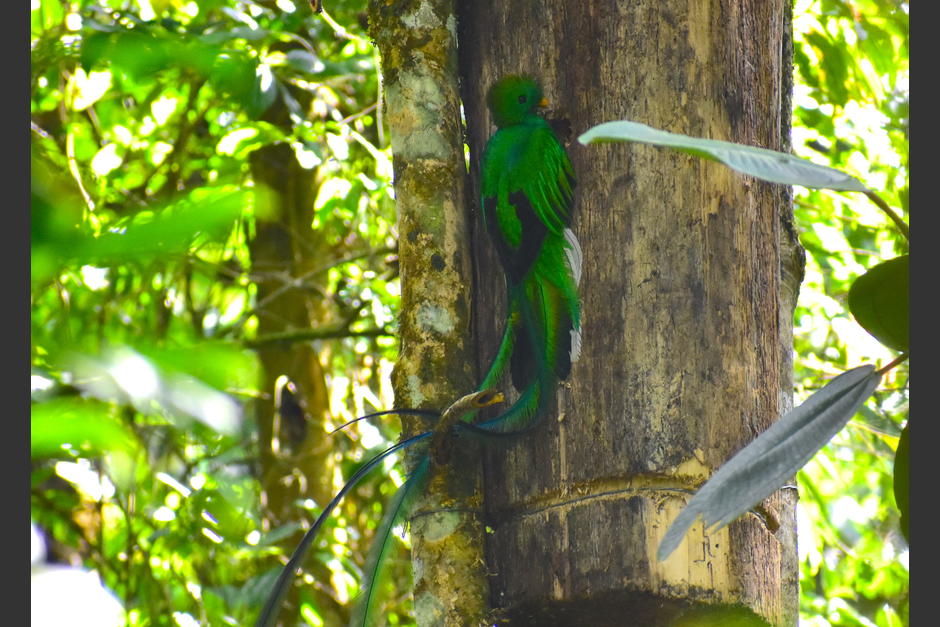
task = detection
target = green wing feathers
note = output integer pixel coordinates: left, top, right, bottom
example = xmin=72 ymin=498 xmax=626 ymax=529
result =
xmin=511 ymin=233 xmax=581 ymax=388
xmin=481 ymin=122 xmax=576 ymax=281
xmin=520 ymin=127 xmax=576 ymax=235
xmin=480 ymin=111 xmax=580 ymax=400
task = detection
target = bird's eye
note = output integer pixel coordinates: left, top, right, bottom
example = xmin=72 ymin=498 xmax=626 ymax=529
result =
xmin=518 ymin=95 xmax=527 ymax=103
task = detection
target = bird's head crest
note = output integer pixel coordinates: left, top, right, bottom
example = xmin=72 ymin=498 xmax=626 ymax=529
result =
xmin=486 ymin=75 xmax=545 ymax=128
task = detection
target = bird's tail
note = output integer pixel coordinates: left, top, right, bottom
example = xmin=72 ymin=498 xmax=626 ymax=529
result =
xmin=348 ymin=455 xmax=429 ymax=627
xmin=472 ymin=227 xmax=581 ymax=436
xmin=257 ymin=228 xmax=582 ymax=625
xmin=254 ymin=430 xmax=431 ymax=627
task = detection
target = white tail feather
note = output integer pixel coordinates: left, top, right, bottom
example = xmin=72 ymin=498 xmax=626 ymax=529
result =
xmin=563 ymin=228 xmax=582 ymax=286
xmin=570 ymin=328 xmax=582 ymax=363
xmin=563 ymin=228 xmax=583 ymax=363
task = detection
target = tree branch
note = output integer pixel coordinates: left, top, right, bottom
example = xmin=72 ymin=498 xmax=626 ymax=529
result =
xmin=864 ymin=190 xmax=909 ymax=241
xmin=245 ymin=324 xmax=393 ymax=348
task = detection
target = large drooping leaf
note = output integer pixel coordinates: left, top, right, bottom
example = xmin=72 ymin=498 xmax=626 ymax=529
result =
xmin=847 ymin=255 xmax=909 ymax=352
xmin=579 ymin=120 xmax=869 ymax=192
xmin=657 ymin=365 xmax=882 ymax=561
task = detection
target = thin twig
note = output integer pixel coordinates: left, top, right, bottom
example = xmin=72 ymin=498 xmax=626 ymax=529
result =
xmin=319 ymin=9 xmax=365 ymax=43
xmin=337 ymin=102 xmax=378 ymax=127
xmin=863 ymin=190 xmax=909 ymax=241
xmin=876 ymin=351 xmax=909 ymax=377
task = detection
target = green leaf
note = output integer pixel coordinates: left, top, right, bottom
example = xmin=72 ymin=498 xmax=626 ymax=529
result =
xmin=65 ymin=345 xmax=245 ymax=436
xmin=893 ymin=423 xmax=909 ymax=543
xmin=198 ymin=27 xmax=270 ymax=45
xmin=209 ymin=52 xmax=260 ymax=102
xmin=578 ymin=120 xmax=869 ymax=192
xmin=31 ymin=148 xmax=85 ymax=283
xmin=139 ymin=342 xmax=260 ymax=392
xmin=32 ymin=0 xmax=64 ymax=35
xmin=657 ymin=365 xmax=881 ymax=561
xmin=255 ymin=522 xmax=304 ymax=547
xmin=78 ymin=188 xmax=248 ymax=264
xmin=31 ymin=397 xmax=138 ymax=458
xmin=804 ymin=30 xmax=851 ymax=105
xmin=857 ymin=19 xmax=897 ymax=78
xmin=81 ymin=30 xmax=173 ymax=79
xmin=847 ymin=255 xmax=909 ymax=352
xmin=247 ymin=69 xmax=279 ymax=118
xmin=237 ymin=569 xmax=283 ymax=608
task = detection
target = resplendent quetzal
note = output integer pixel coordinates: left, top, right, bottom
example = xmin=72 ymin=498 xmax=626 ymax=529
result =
xmin=255 ymin=74 xmax=580 ymax=627
xmin=475 ymin=74 xmax=581 ymax=432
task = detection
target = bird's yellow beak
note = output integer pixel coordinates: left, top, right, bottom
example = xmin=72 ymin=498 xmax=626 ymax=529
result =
xmin=538 ymin=97 xmax=550 ymax=108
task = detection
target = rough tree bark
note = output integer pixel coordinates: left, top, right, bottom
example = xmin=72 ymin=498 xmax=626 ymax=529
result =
xmin=369 ymin=1 xmax=490 ymax=625
xmin=458 ymin=1 xmax=802 ymax=625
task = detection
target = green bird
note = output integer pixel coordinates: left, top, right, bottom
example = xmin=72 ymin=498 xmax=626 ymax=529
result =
xmin=255 ymin=75 xmax=580 ymax=627
xmin=475 ymin=74 xmax=581 ymax=433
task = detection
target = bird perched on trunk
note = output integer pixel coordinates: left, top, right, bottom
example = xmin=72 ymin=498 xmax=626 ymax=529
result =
xmin=255 ymin=74 xmax=580 ymax=627
xmin=475 ymin=74 xmax=581 ymax=434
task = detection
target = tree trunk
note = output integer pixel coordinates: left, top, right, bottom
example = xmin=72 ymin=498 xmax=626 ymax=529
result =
xmin=248 ymin=96 xmax=343 ymax=625
xmin=459 ymin=1 xmax=802 ymax=625
xmin=369 ymin=1 xmax=490 ymax=625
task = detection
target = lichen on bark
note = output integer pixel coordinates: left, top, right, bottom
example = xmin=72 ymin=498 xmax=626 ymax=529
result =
xmin=369 ymin=0 xmax=490 ymax=624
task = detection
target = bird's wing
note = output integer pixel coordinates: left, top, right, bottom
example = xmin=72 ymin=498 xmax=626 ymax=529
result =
xmin=483 ymin=125 xmax=576 ymax=284
xmin=515 ymin=125 xmax=576 ymax=237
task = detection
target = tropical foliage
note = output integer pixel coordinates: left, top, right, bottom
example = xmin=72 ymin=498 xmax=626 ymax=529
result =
xmin=30 ymin=0 xmax=908 ymax=625
xmin=32 ymin=1 xmax=407 ymax=624
xmin=790 ymin=1 xmax=908 ymax=624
